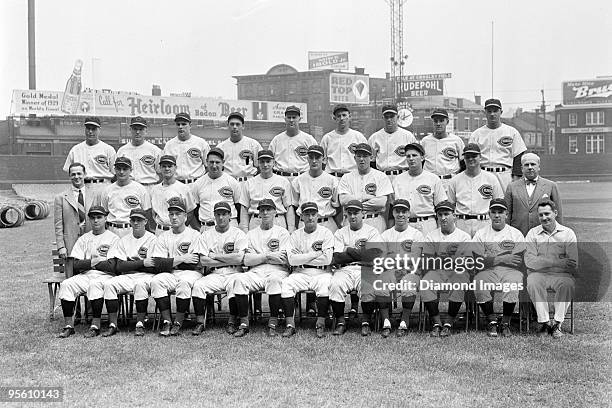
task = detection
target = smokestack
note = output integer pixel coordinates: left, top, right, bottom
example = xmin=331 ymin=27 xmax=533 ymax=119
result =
xmin=28 ymin=0 xmax=36 ymax=90
xmin=475 ymin=95 xmax=482 ymax=105
xmin=152 ymin=84 xmax=161 ymax=96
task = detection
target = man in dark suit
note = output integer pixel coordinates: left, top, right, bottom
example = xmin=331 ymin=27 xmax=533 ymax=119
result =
xmin=504 ymin=153 xmax=563 ymax=236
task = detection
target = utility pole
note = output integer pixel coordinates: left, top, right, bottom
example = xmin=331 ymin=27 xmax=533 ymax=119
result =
xmin=28 ymin=0 xmax=36 ymax=90
xmin=541 ymin=89 xmax=548 ymax=154
xmin=387 ymin=0 xmax=407 ymax=102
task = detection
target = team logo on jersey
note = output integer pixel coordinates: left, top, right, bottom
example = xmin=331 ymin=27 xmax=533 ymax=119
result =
xmin=364 ymin=183 xmax=377 ymax=195
xmin=269 ymin=186 xmax=285 ymax=197
xmin=267 ymin=239 xmax=280 ymax=251
xmin=355 ymin=238 xmax=367 ymax=249
xmin=138 ymin=246 xmax=148 ymax=258
xmin=97 ymin=244 xmax=110 ymax=257
xmin=178 ymin=242 xmax=190 ymax=254
xmin=218 ymin=187 xmax=234 ymax=198
xmin=295 ymin=146 xmax=309 ymax=157
xmin=445 ymin=243 xmax=459 ymax=256
xmin=140 ymin=155 xmax=156 ymax=166
xmin=401 ymin=240 xmax=413 ymax=252
xmin=497 ymin=136 xmax=513 ymax=147
xmin=499 ymin=240 xmax=516 ymax=251
xmin=311 ymin=240 xmax=323 ymax=251
xmin=442 ymin=147 xmax=458 ymax=160
xmin=94 ymin=155 xmax=108 ymax=166
xmin=478 ymin=185 xmax=494 ymax=199
xmin=223 ymin=242 xmax=235 ymax=254
xmin=348 ymin=143 xmax=358 ymax=154
xmin=318 ymin=187 xmax=333 ymax=199
xmin=394 ymin=146 xmax=407 ymax=157
xmin=124 ymin=195 xmax=141 ymax=208
xmin=239 ymin=150 xmax=253 ymax=161
xmin=416 ymin=185 xmax=432 ymax=195
xmin=187 ymin=148 xmax=201 ymax=159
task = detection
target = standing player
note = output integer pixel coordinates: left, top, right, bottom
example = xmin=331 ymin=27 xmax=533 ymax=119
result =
xmin=269 ymin=105 xmax=317 ymax=180
xmin=446 ymin=143 xmax=503 ymax=237
xmin=320 ymin=104 xmax=367 ymax=177
xmin=63 ymin=116 xmax=116 ymax=194
xmin=216 ymin=111 xmax=262 ymax=182
xmin=367 ymin=104 xmax=417 ymax=182
xmin=162 ymin=112 xmax=210 ymax=183
xmin=116 ymin=116 xmax=161 ymax=192
xmin=469 ymin=98 xmax=527 ymax=191
xmin=392 ymin=143 xmax=447 ymax=235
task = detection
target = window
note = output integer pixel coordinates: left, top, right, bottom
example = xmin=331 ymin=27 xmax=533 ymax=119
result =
xmin=569 ymin=135 xmax=578 ymax=154
xmin=464 ymin=117 xmax=470 ymax=131
xmin=474 ymin=118 xmax=479 ymax=128
xmin=586 ymin=111 xmax=605 ymax=125
xmin=569 ymin=113 xmax=577 ymax=127
xmin=453 ymin=117 xmax=458 ymax=130
xmin=556 ymin=114 xmax=560 ymax=127
xmin=586 ymin=134 xmax=604 ymax=154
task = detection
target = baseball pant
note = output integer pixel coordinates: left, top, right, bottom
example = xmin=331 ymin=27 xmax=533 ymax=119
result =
xmin=298 ymin=217 xmax=338 ymax=233
xmin=233 ymin=265 xmax=289 ymax=296
xmin=150 ymin=270 xmax=203 ymax=299
xmin=280 ymin=269 xmax=331 ymax=298
xmin=192 ymin=267 xmax=242 ymax=299
xmin=107 ymin=225 xmax=133 ymax=238
xmin=103 ymin=272 xmax=155 ymax=301
xmin=373 ymin=270 xmax=420 ymax=300
xmin=527 ymin=272 xmax=575 ymax=324
xmin=248 ymin=215 xmax=287 ymax=231
xmin=408 ymin=218 xmax=437 ymax=235
xmin=58 ymin=270 xmax=112 ymax=301
xmin=456 ymin=218 xmax=489 ymax=238
xmin=329 ymin=266 xmax=363 ymax=303
xmin=84 ymin=180 xmax=110 ymax=196
xmin=473 ymin=267 xmax=523 ymax=304
xmin=420 ymin=269 xmax=470 ymax=303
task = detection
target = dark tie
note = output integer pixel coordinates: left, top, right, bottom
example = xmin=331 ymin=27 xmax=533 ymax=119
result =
xmin=77 ymin=189 xmax=85 ymax=223
xmin=526 ymin=180 xmax=536 ymax=186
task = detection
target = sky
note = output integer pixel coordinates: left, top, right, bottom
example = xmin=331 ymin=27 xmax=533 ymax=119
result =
xmin=1 ymin=0 xmax=611 ymax=118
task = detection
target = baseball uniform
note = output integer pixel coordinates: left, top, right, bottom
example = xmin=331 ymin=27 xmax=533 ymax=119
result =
xmin=116 ymin=141 xmax=162 ymax=188
xmin=101 ymin=181 xmax=152 ymax=238
xmin=367 ymin=127 xmax=417 ymax=178
xmin=292 ymin=171 xmax=340 ymax=232
xmin=320 ymin=129 xmax=367 ymax=176
xmin=269 ymin=130 xmax=317 ymax=177
xmin=239 ymin=174 xmax=294 ymax=230
xmin=192 ymin=172 xmax=241 ymax=230
xmin=420 ymin=133 xmax=464 ymax=190
xmin=150 ymin=181 xmax=196 ymax=235
xmin=63 ymin=140 xmax=116 ymax=193
xmin=217 ymin=136 xmax=262 ymax=181
xmin=162 ymin=135 xmax=210 ymax=181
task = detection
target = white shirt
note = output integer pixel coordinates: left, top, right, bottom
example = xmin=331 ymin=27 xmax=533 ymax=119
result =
xmin=392 ymin=170 xmax=447 ymax=217
xmin=63 ymin=140 xmax=116 ymax=179
xmin=101 ymin=181 xmax=151 ymax=223
xmin=320 ymin=128 xmax=367 ymax=174
xmin=292 ymin=172 xmax=340 ymax=217
xmin=70 ymin=230 xmax=119 ymax=262
xmin=269 ymin=131 xmax=317 ymax=173
xmin=192 ymin=172 xmax=241 ymax=222
xmin=162 ymin=135 xmax=210 ymax=180
xmin=116 ymin=141 xmax=162 ymax=184
xmin=338 ymin=169 xmax=394 ymax=216
xmin=446 ymin=171 xmax=504 ymax=215
xmin=525 ymin=223 xmax=578 ymax=275
xmin=367 ymin=127 xmax=417 ymax=171
xmin=239 ymin=174 xmax=294 ymax=215
xmin=217 ymin=136 xmax=263 ymax=179
xmin=107 ymin=231 xmax=157 ymax=261
xmin=150 ymin=181 xmax=196 ymax=227
xmin=420 ymin=133 xmax=464 ymax=176
xmin=468 ymin=124 xmax=527 ymax=168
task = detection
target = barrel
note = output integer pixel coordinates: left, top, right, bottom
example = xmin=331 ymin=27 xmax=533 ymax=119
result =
xmin=0 ymin=205 xmax=26 ymax=228
xmin=23 ymin=200 xmax=51 ymax=220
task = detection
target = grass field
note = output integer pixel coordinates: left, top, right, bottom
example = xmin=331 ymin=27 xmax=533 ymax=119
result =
xmin=1 ymin=184 xmax=612 ymax=407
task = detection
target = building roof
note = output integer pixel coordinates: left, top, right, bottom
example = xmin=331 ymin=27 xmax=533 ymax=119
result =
xmin=406 ymin=96 xmax=482 ymax=111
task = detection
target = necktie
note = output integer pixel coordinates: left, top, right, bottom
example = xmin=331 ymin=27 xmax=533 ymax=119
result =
xmin=77 ymin=189 xmax=85 ymax=223
xmin=526 ymin=180 xmax=536 ymax=186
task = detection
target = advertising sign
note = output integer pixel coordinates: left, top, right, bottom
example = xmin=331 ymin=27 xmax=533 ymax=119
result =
xmin=329 ymin=73 xmax=369 ymax=104
xmin=563 ymin=79 xmax=612 ymax=105
xmin=396 ymin=73 xmax=451 ymax=98
xmin=308 ymin=51 xmax=349 ymax=71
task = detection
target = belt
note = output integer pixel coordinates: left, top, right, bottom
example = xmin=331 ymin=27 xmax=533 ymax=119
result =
xmin=156 ymin=224 xmax=171 ymax=231
xmin=273 ymin=169 xmax=299 ymax=177
xmin=84 ymin=178 xmax=106 ymax=184
xmin=482 ymin=166 xmax=509 ymax=173
xmin=236 ymin=177 xmax=248 ymax=182
xmin=141 ymin=182 xmax=159 ymax=186
xmin=178 ymin=178 xmax=199 ymax=184
xmin=439 ymin=174 xmax=453 ymax=180
xmin=107 ymin=221 xmax=130 ymax=228
xmin=296 ymin=265 xmax=327 ymax=270
xmin=457 ymin=214 xmax=489 ymax=220
xmin=330 ymin=171 xmax=346 ymax=177
xmin=210 ymin=265 xmax=240 ymax=272
xmin=201 ymin=220 xmax=215 ymax=227
xmin=344 ymin=262 xmax=365 ymax=267
xmin=408 ymin=216 xmax=430 ymax=222
xmin=252 ymin=213 xmax=279 ymax=218
xmin=317 ymin=217 xmax=329 ymax=223
xmin=384 ymin=169 xmax=404 ymax=175
xmin=364 ymin=213 xmax=380 ymax=219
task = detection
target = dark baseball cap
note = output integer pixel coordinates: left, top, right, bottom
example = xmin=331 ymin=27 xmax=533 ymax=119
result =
xmin=435 ymin=200 xmax=456 ymax=213
xmin=463 ymin=143 xmax=481 ymax=155
xmin=285 ymin=105 xmax=301 ymax=116
xmin=430 ymin=108 xmax=449 ymax=119
xmin=484 ymin=98 xmax=502 ymax=110
xmin=333 ymin=104 xmax=350 ymax=115
xmin=114 ymin=157 xmax=133 ymax=168
xmin=174 ymin=112 xmax=191 ymax=122
xmin=84 ymin=117 xmax=101 ymax=127
xmin=307 ymin=145 xmax=324 ymax=156
xmin=405 ymin=143 xmax=424 ymax=156
xmin=159 ymin=155 xmax=177 ymax=165
xmin=257 ymin=198 xmax=277 ymax=210
xmin=382 ymin=104 xmax=398 ymax=115
xmin=392 ymin=199 xmax=411 ymax=211
xmin=214 ymin=201 xmax=232 ymax=213
xmin=227 ymin=111 xmax=245 ymax=124
xmin=167 ymin=197 xmax=187 ymax=212
xmin=345 ymin=200 xmax=363 ymax=211
xmin=88 ymin=205 xmax=108 ymax=217
xmin=129 ymin=208 xmax=147 ymax=220
xmin=258 ymin=150 xmax=274 ymax=160
xmin=207 ymin=147 xmax=225 ymax=160
xmin=300 ymin=202 xmax=319 ymax=213
xmin=130 ymin=116 xmax=148 ymax=127
xmin=354 ymin=143 xmax=373 ymax=156
xmin=489 ymin=198 xmax=508 ymax=211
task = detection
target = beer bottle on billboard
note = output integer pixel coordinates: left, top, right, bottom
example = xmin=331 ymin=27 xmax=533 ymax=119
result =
xmin=61 ymin=59 xmax=83 ymax=114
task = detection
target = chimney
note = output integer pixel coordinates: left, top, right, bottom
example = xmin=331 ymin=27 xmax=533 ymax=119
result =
xmin=355 ymin=67 xmax=365 ymax=75
xmin=474 ymin=95 xmax=481 ymax=105
xmin=152 ymin=84 xmax=161 ymax=96
xmin=457 ymin=98 xmax=464 ymax=108
xmin=385 ymin=72 xmax=390 ymax=80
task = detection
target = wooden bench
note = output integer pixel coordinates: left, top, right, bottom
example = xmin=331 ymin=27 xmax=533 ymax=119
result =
xmin=42 ymin=248 xmax=70 ymax=321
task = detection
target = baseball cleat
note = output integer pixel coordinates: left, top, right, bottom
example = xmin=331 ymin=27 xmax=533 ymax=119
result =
xmin=396 ymin=328 xmax=407 ymax=337
xmin=381 ymin=327 xmax=391 ymax=338
xmin=361 ymin=323 xmax=371 ymax=337
xmin=315 ymin=324 xmax=325 ymax=338
xmin=134 ymin=325 xmax=145 ymax=337
xmin=169 ymin=322 xmax=182 ymax=336
xmin=226 ymin=323 xmax=237 ymax=335
xmin=348 ymin=308 xmax=358 ymax=319
xmin=58 ymin=326 xmax=75 ymax=338
xmin=267 ymin=326 xmax=278 ymax=337
xmin=550 ymin=323 xmax=564 ymax=339
xmin=277 ymin=309 xmax=285 ymax=321
xmin=429 ymin=324 xmax=442 ymax=337
xmin=234 ymin=326 xmax=249 ymax=338
xmin=83 ymin=326 xmax=100 ymax=338
xmin=487 ymin=321 xmax=498 ymax=337
xmin=500 ymin=323 xmax=512 ymax=337
xmin=102 ymin=325 xmax=119 ymax=337
xmin=536 ymin=322 xmax=550 ymax=337
xmin=332 ymin=324 xmax=346 ymax=336
xmin=159 ymin=321 xmax=172 ymax=337
xmin=440 ymin=324 xmax=452 ymax=337
xmin=191 ymin=323 xmax=205 ymax=336
xmin=282 ymin=326 xmax=296 ymax=338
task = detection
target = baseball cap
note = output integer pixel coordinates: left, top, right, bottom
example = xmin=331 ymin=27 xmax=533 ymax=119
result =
xmin=114 ymin=157 xmax=133 ymax=168
xmin=353 ymin=143 xmax=373 ymax=156
xmin=207 ymin=147 xmax=225 ymax=160
xmin=213 ymin=201 xmax=232 ymax=213
xmin=130 ymin=116 xmax=148 ymax=127
xmin=463 ymin=143 xmax=481 ymax=155
xmin=88 ymin=205 xmax=108 ymax=217
xmin=300 ymin=202 xmax=319 ymax=213
xmin=174 ymin=112 xmax=191 ymax=123
xmin=333 ymin=104 xmax=350 ymax=115
xmin=484 ymin=98 xmax=502 ymax=110
xmin=129 ymin=208 xmax=147 ymax=220
xmin=430 ymin=108 xmax=449 ymax=119
xmin=257 ymin=198 xmax=277 ymax=210
xmin=84 ymin=117 xmax=101 ymax=127
xmin=227 ymin=111 xmax=245 ymax=124
xmin=345 ymin=200 xmax=363 ymax=211
xmin=489 ymin=198 xmax=508 ymax=211
xmin=159 ymin=155 xmax=177 ymax=165
xmin=404 ymin=143 xmax=425 ymax=156
xmin=307 ymin=145 xmax=324 ymax=156
xmin=285 ymin=105 xmax=301 ymax=116
xmin=382 ymin=104 xmax=398 ymax=115
xmin=167 ymin=197 xmax=187 ymax=213
xmin=258 ymin=150 xmax=274 ymax=160
xmin=392 ymin=199 xmax=411 ymax=211
xmin=435 ymin=200 xmax=455 ymax=213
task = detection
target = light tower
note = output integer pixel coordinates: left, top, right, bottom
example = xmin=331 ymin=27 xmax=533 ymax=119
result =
xmin=387 ymin=0 xmax=407 ymax=101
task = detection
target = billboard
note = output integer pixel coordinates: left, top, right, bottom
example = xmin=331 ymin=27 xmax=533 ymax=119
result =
xmin=396 ymin=73 xmax=452 ymax=98
xmin=308 ymin=51 xmax=349 ymax=71
xmin=10 ymin=89 xmax=307 ymax=123
xmin=329 ymin=73 xmax=369 ymax=104
xmin=563 ymin=79 xmax=612 ymax=105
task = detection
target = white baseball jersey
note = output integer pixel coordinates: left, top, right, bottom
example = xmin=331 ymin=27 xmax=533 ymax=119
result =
xmin=472 ymin=224 xmax=526 ymax=258
xmin=102 ymin=181 xmax=151 ymax=223
xmin=380 ymin=226 xmax=425 ymax=258
xmin=70 ymin=230 xmax=119 ymax=261
xmin=150 ymin=181 xmax=196 ymax=227
xmin=334 ymin=224 xmax=382 ymax=252
xmin=161 ymin=135 xmax=210 ymax=180
xmin=288 ymin=226 xmax=334 ymax=267
xmin=423 ymin=227 xmax=472 ymax=258
xmin=239 ymin=174 xmax=294 ymax=215
xmin=116 ymin=141 xmax=162 ymax=184
xmin=468 ymin=124 xmax=527 ymax=168
xmin=150 ymin=227 xmax=200 ymax=258
xmin=392 ymin=170 xmax=447 ymax=217
xmin=246 ymin=225 xmax=291 ymax=255
xmin=447 ymin=171 xmax=503 ymax=215
xmin=63 ymin=140 xmax=116 ymax=179
xmin=338 ymin=169 xmax=394 ymax=214
xmin=292 ymin=172 xmax=339 ymax=217
xmin=420 ymin=134 xmax=464 ymax=176
xmin=192 ymin=172 xmax=241 ymax=223
xmin=192 ymin=226 xmax=247 ymax=275
xmin=107 ymin=230 xmax=157 ymax=261
xmin=269 ymin=131 xmax=317 ymax=173
xmin=367 ymin=128 xmax=417 ymax=171
xmin=320 ymin=129 xmax=367 ymax=174
xmin=217 ymin=136 xmax=262 ymax=179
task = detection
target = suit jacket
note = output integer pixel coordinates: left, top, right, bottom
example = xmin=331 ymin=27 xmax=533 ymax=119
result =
xmin=505 ymin=177 xmax=563 ymax=236
xmin=53 ymin=187 xmax=97 ymax=258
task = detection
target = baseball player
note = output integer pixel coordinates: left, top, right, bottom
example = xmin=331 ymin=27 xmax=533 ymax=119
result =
xmin=420 ymin=108 xmax=464 ymax=191
xmin=279 ymin=202 xmax=334 ymax=338
xmin=420 ymin=200 xmax=472 ymax=337
xmin=446 ymin=143 xmax=504 ymax=237
xmin=391 ymin=143 xmax=447 ymax=235
xmin=239 ymin=150 xmax=295 ymax=233
xmin=148 ymin=197 xmax=202 ymax=337
xmin=191 ymin=202 xmax=248 ymax=336
xmin=268 ymin=105 xmax=317 ymax=180
xmin=162 ymin=112 xmax=210 ymax=183
xmin=471 ymin=198 xmax=526 ymax=337
xmin=57 ymin=206 xmax=119 ymax=338
xmin=468 ymin=98 xmax=527 ymax=191
xmin=338 ymin=143 xmax=393 ymax=233
xmin=63 ymin=116 xmax=116 ymax=194
xmin=329 ymin=200 xmax=383 ymax=337
xmin=101 ymin=208 xmax=158 ymax=337
xmin=320 ymin=104 xmax=367 ymax=177
xmin=116 ymin=116 xmax=162 ymax=193
xmin=150 ymin=155 xmax=196 ymax=235
xmin=100 ymin=157 xmax=152 ymax=238
xmin=525 ymin=200 xmax=577 ymax=339
xmin=216 ymin=111 xmax=262 ymax=182
xmin=229 ymin=199 xmax=291 ymax=337
xmin=367 ymin=104 xmax=417 ymax=182
xmin=378 ymin=199 xmax=425 ymax=337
